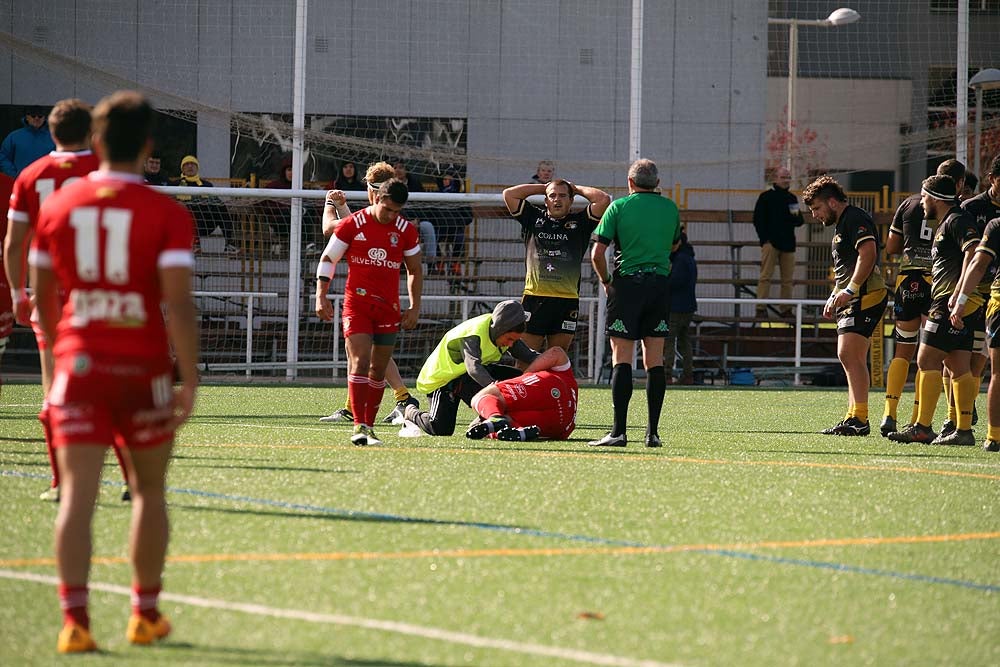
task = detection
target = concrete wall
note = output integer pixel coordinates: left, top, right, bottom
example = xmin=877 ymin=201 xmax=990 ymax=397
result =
xmin=0 ymin=0 xmax=768 ymax=189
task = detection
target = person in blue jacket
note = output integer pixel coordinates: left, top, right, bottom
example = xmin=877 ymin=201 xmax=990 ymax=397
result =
xmin=0 ymin=106 xmax=56 ymax=177
xmin=665 ymin=232 xmax=698 ymax=384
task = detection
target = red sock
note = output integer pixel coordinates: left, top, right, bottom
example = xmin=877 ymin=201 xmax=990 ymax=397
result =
xmin=39 ymin=402 xmax=59 ymax=488
xmin=58 ymin=583 xmax=89 ymax=629
xmin=131 ymin=585 xmax=162 ymax=622
xmin=111 ymin=445 xmax=130 ymax=486
xmin=364 ymin=378 xmax=386 ymax=427
xmin=473 ymin=394 xmax=504 ymax=420
xmin=347 ymin=375 xmax=369 ymax=426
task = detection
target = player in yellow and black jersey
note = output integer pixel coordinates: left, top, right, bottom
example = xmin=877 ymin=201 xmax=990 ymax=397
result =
xmin=881 ymin=159 xmax=966 ymax=437
xmin=804 ymin=176 xmax=887 ymax=436
xmin=889 ymin=175 xmax=981 ymax=446
xmin=949 ymin=210 xmax=1000 ymax=452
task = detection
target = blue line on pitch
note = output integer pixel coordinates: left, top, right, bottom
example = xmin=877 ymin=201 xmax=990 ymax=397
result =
xmin=4 ymin=469 xmax=997 ymax=592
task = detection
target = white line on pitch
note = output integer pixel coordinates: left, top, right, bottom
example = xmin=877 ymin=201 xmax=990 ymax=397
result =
xmin=0 ymin=569 xmax=682 ymax=667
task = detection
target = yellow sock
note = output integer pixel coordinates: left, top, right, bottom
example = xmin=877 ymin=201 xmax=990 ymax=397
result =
xmin=344 ymin=396 xmax=351 ymax=411
xmin=916 ymin=370 xmax=943 ymax=427
xmin=909 ymin=370 xmax=924 ymax=425
xmin=988 ymin=425 xmax=1000 ymax=442
xmin=393 ymin=387 xmax=411 ymax=403
xmin=953 ymin=373 xmax=979 ymax=430
xmin=853 ymin=403 xmax=869 ymax=422
xmin=944 ymin=374 xmax=957 ymax=423
xmin=883 ymin=358 xmax=909 ymax=420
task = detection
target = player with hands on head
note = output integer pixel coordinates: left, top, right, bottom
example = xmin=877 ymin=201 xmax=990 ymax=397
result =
xmin=502 ymin=178 xmax=610 ymax=353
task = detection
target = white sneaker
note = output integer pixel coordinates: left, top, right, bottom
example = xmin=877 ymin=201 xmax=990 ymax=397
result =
xmin=319 ymin=408 xmax=353 ymax=423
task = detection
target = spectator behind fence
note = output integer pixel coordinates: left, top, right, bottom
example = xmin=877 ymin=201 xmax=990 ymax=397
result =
xmin=753 ymin=167 xmax=803 ymax=318
xmin=257 ymin=155 xmax=321 ymax=255
xmin=666 ymin=232 xmax=697 ymax=385
xmin=173 ymin=154 xmax=237 ymax=255
xmin=431 ymin=171 xmax=474 ymax=276
xmin=531 ymin=160 xmax=554 ymax=184
xmin=143 ymin=152 xmax=169 ymax=186
xmin=0 ymin=105 xmax=56 ymax=177
xmin=333 ymin=160 xmax=365 ymax=191
xmin=392 ymin=160 xmax=438 ymax=270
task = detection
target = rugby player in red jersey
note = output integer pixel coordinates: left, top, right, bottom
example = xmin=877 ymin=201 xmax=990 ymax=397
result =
xmin=465 ymin=346 xmax=578 ymax=442
xmin=315 ymin=177 xmax=423 ymax=446
xmin=4 ymin=98 xmax=133 ymax=501
xmin=30 ymin=90 xmax=199 ymax=653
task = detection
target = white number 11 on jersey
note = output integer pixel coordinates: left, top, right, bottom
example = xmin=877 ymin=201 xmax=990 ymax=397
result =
xmin=69 ymin=207 xmax=132 ymax=284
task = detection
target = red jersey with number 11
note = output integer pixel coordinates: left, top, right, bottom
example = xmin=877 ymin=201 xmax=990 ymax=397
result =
xmin=30 ymin=171 xmax=195 ymax=360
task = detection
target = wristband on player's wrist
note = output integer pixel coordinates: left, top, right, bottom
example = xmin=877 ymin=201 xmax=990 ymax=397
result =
xmin=11 ymin=287 xmax=27 ymax=303
xmin=956 ymin=292 xmax=969 ymax=306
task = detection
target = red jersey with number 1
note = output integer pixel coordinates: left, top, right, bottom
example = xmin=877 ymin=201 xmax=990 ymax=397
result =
xmin=8 ymin=150 xmax=100 ymax=231
xmin=30 ymin=171 xmax=195 ymax=360
xmin=334 ymin=206 xmax=420 ymax=307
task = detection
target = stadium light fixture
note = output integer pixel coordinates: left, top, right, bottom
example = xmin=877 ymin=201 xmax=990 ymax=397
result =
xmin=970 ymin=68 xmax=1000 ymax=176
xmin=768 ymin=8 xmax=861 ymax=178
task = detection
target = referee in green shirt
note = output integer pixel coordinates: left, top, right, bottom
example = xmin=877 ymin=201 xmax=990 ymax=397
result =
xmin=589 ymin=158 xmax=681 ymax=448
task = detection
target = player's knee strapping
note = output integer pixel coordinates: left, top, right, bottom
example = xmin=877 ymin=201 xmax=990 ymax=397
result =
xmin=893 ymin=326 xmax=919 ymax=345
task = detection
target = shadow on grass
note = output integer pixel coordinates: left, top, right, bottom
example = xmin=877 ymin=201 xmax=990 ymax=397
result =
xmin=157 ymin=642 xmax=454 ymax=666
xmin=193 ymin=414 xmax=322 ymax=422
xmin=193 ymin=464 xmax=362 ymax=474
xmin=0 ymin=436 xmax=45 ymax=444
xmin=168 ymin=501 xmax=533 ymax=532
xmin=173 ymin=453 xmax=269 ymax=462
xmin=0 ymin=458 xmax=51 ymax=468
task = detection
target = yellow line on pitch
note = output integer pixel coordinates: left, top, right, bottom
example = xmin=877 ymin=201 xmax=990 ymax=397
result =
xmin=177 ymin=441 xmax=1000 ymax=481
xmin=4 ymin=531 xmax=999 ymax=568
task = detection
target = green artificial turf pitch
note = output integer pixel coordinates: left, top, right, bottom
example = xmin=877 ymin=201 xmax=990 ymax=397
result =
xmin=1 ymin=383 xmax=998 ymax=666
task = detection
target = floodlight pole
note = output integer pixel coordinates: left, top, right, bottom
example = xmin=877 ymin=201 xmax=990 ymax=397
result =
xmin=287 ymin=0 xmax=307 ymax=380
xmin=768 ymin=9 xmax=860 ymax=182
xmin=956 ymin=0 xmax=970 ymax=166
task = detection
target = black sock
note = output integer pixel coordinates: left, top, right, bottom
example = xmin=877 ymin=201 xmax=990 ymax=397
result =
xmin=646 ymin=366 xmax=665 ymax=436
xmin=611 ymin=363 xmax=633 ymax=437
